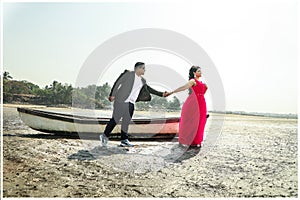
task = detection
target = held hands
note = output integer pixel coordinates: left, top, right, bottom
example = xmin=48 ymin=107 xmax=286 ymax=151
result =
xmin=163 ymin=91 xmax=174 ymax=97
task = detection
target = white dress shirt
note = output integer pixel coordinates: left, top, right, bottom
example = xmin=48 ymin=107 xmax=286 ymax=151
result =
xmin=125 ymin=73 xmax=143 ymax=104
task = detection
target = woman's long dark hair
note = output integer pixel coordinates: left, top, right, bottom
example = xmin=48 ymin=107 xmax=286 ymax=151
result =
xmin=189 ymin=66 xmax=201 ymax=80
xmin=188 ymin=65 xmax=201 ymax=94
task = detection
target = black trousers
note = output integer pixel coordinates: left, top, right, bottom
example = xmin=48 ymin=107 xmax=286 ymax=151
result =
xmin=104 ymin=102 xmax=134 ymax=140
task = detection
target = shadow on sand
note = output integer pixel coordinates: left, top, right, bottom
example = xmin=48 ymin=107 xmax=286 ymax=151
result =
xmin=67 ymin=144 xmax=201 ymax=164
xmin=67 ymin=145 xmax=201 ymax=173
xmin=67 ymin=146 xmax=130 ymax=161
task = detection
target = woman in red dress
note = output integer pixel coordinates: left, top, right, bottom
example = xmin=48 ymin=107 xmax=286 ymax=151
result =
xmin=169 ymin=66 xmax=208 ymax=147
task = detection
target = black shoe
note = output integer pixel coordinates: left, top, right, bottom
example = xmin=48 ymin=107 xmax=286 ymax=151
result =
xmin=120 ymin=139 xmax=134 ymax=147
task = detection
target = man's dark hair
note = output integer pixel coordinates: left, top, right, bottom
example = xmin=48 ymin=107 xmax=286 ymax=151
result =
xmin=134 ymin=62 xmax=145 ymax=69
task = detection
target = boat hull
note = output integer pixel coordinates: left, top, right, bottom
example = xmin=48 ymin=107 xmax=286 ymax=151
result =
xmin=17 ymin=107 xmax=179 ymax=139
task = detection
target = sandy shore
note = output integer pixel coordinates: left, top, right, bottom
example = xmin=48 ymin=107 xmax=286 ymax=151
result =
xmin=2 ymin=105 xmax=298 ymax=197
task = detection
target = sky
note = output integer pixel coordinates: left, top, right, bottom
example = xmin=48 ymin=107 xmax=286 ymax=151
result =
xmin=2 ymin=0 xmax=298 ymax=114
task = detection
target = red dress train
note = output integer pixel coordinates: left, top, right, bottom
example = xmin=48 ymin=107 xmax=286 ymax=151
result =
xmin=178 ymin=79 xmax=207 ymax=146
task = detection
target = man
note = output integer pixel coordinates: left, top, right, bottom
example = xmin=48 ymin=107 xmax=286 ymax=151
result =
xmin=99 ymin=62 xmax=168 ymax=147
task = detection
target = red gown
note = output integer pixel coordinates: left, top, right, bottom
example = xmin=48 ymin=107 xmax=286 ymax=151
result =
xmin=178 ymin=79 xmax=207 ymax=146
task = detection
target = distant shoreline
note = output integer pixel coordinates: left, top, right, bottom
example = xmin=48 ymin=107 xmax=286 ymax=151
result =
xmin=210 ymin=111 xmax=298 ymax=119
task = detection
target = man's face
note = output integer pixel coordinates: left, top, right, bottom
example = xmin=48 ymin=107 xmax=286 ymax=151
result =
xmin=136 ymin=65 xmax=146 ymax=76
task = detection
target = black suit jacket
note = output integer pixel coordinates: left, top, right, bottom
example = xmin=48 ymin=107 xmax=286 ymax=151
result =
xmin=109 ymin=70 xmax=163 ymax=102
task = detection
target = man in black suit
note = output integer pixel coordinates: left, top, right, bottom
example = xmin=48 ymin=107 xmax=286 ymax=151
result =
xmin=100 ymin=62 xmax=168 ymax=147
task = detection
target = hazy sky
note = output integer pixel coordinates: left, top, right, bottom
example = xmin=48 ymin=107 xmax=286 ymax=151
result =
xmin=2 ymin=0 xmax=298 ymax=114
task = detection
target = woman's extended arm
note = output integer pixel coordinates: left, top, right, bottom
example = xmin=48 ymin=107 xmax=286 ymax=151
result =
xmin=170 ymin=79 xmax=196 ymax=94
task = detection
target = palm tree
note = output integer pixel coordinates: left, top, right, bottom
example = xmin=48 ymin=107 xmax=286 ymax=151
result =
xmin=3 ymin=71 xmax=13 ymax=80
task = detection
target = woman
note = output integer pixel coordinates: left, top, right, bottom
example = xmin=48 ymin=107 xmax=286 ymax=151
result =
xmin=169 ymin=66 xmax=208 ymax=147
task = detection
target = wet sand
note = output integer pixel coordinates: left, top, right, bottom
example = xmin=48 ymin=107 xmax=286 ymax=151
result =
xmin=2 ymin=105 xmax=298 ymax=197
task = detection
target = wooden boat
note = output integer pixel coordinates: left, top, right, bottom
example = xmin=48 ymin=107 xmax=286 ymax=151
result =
xmin=17 ymin=107 xmax=179 ymax=139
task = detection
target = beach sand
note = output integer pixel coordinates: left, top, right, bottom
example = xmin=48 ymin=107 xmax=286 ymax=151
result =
xmin=2 ymin=105 xmax=298 ymax=197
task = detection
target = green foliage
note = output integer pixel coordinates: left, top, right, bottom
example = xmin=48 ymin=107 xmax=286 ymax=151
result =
xmin=72 ymin=83 xmax=112 ymax=109
xmin=3 ymin=71 xmax=13 ymax=80
xmin=167 ymin=96 xmax=181 ymax=110
xmin=41 ymin=81 xmax=73 ymax=105
xmin=135 ymin=101 xmax=150 ymax=111
xmin=135 ymin=95 xmax=181 ymax=111
xmin=150 ymin=96 xmax=168 ymax=109
xmin=3 ymin=75 xmax=44 ymax=103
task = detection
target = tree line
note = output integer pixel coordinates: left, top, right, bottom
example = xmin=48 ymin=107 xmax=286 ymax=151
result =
xmin=3 ymin=72 xmax=181 ymax=110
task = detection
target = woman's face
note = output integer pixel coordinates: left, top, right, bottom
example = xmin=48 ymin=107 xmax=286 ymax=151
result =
xmin=194 ymin=68 xmax=202 ymax=78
